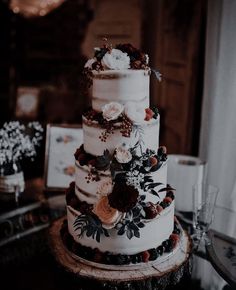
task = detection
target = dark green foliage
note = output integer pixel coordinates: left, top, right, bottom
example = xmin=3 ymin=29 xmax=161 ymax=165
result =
xmin=73 ymin=214 xmax=109 ymax=243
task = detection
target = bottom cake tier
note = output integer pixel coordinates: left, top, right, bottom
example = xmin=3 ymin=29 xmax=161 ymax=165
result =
xmin=61 ymin=218 xmax=181 ymax=267
xmin=64 ymin=182 xmax=179 ymax=266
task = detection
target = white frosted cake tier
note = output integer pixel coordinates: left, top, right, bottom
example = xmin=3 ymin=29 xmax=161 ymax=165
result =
xmin=67 ymin=202 xmax=174 ymax=255
xmin=82 ymin=116 xmax=160 ymax=156
xmin=74 ymin=160 xmax=168 ymax=205
xmin=92 ymin=69 xmax=150 ymax=111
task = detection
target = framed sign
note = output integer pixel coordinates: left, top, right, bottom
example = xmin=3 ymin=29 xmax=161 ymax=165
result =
xmin=44 ymin=124 xmax=83 ymax=192
xmin=15 ymin=86 xmax=40 ymax=119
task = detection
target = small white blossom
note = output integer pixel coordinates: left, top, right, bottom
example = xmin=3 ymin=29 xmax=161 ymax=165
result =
xmin=126 ymin=171 xmax=145 ymax=190
xmin=102 ymin=49 xmax=130 ymax=70
xmin=0 ymin=121 xmax=43 ymax=166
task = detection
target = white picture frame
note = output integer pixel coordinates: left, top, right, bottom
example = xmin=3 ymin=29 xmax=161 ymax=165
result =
xmin=44 ymin=124 xmax=83 ymax=192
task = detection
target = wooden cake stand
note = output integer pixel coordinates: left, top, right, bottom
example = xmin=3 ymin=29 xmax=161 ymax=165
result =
xmin=48 ymin=217 xmax=192 ymax=290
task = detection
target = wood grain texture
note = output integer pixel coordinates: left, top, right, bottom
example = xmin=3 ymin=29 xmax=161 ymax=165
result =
xmin=48 ymin=217 xmax=192 ymax=289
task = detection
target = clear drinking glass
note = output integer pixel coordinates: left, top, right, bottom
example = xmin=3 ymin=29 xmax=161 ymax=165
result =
xmin=192 ymin=183 xmax=218 ymax=251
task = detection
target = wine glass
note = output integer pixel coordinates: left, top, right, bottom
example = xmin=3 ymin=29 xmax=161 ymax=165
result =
xmin=192 ymin=183 xmax=218 ymax=251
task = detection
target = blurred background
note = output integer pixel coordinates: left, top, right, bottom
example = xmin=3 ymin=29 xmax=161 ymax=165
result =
xmin=0 ymin=0 xmax=206 ymax=155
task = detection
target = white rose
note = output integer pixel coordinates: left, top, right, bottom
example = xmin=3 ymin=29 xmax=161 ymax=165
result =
xmin=115 ymin=146 xmax=132 ymax=164
xmin=124 ymin=102 xmax=146 ymax=124
xmin=102 ymin=49 xmax=130 ymax=70
xmin=97 ymin=178 xmax=113 ymax=196
xmin=102 ymin=102 xmax=124 ymax=121
xmin=84 ymin=58 xmax=96 ymax=69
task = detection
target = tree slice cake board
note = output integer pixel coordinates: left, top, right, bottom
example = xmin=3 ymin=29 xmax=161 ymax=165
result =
xmin=48 ymin=217 xmax=192 ymax=289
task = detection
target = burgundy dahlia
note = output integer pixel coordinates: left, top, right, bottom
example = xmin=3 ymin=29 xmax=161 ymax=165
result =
xmin=108 ymin=182 xmax=139 ymax=212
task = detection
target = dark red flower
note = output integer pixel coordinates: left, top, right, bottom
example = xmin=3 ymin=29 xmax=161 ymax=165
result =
xmin=116 ymin=43 xmax=143 ymax=59
xmin=108 ymin=182 xmax=139 ymax=212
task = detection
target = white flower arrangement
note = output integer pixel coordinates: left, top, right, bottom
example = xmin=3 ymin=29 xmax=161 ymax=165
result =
xmin=0 ymin=121 xmax=43 ymax=167
xmin=102 ymin=102 xmax=124 ymax=121
xmin=124 ymin=102 xmax=146 ymax=124
xmin=101 ymin=49 xmax=130 ymax=70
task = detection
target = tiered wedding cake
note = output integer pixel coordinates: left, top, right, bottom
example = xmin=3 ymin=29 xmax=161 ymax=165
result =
xmin=61 ymin=42 xmax=180 ymax=266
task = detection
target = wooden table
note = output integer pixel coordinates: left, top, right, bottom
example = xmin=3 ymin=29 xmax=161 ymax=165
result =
xmin=49 ymin=217 xmax=192 ymax=290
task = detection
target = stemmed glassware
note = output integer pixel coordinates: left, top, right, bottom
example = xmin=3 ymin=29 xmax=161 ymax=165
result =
xmin=192 ymin=183 xmax=218 ymax=251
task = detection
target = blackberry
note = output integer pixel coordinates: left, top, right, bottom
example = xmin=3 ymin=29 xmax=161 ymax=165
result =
xmin=131 ymin=255 xmax=139 ymax=264
xmin=148 ymin=248 xmax=158 ymax=261
xmin=157 ymin=245 xmax=164 ymax=256
xmin=173 ymin=228 xmax=181 ymax=235
xmin=160 ymin=201 xmax=168 ymax=209
xmin=166 ymin=191 xmax=175 ymax=200
xmin=162 ymin=239 xmax=172 ymax=252
xmin=114 ymin=254 xmax=127 ymax=265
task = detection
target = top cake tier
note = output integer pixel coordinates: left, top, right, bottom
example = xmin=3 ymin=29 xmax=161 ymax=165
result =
xmin=92 ymin=69 xmax=150 ymax=111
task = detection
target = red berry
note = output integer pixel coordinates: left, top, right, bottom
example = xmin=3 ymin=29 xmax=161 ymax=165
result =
xmin=150 ymin=156 xmax=158 ymax=167
xmin=163 ymin=197 xmax=172 ymax=204
xmin=78 ymin=153 xmax=87 ymax=166
xmin=145 ymin=108 xmax=154 ymax=121
xmin=144 ymin=202 xmax=158 ymax=219
xmin=87 ymin=159 xmax=96 ymax=167
xmin=170 ymin=234 xmax=180 ymax=248
xmin=94 ymin=249 xmax=103 ymax=263
xmin=156 ymin=204 xmax=163 ymax=213
xmin=141 ymin=250 xmax=150 ymax=262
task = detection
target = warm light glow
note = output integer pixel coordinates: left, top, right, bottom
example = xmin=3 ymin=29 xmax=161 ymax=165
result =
xmin=9 ymin=0 xmax=66 ymax=18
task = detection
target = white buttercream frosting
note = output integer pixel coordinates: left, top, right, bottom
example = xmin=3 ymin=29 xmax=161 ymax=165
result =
xmin=124 ymin=102 xmax=146 ymax=124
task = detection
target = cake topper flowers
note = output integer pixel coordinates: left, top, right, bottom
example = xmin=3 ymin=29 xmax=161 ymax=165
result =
xmin=102 ymin=48 xmax=130 ymax=70
xmin=84 ymin=38 xmax=150 ymax=72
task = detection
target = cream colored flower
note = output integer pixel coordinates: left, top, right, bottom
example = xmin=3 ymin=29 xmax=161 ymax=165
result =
xmin=102 ymin=49 xmax=130 ymax=70
xmin=124 ymin=102 xmax=146 ymax=124
xmin=93 ymin=196 xmax=123 ymax=229
xmin=115 ymin=146 xmax=132 ymax=164
xmin=97 ymin=178 xmax=113 ymax=196
xmin=102 ymin=102 xmax=124 ymax=121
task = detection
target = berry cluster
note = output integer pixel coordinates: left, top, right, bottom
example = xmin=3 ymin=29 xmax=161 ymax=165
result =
xmin=143 ymin=189 xmax=175 ymax=219
xmin=85 ymin=170 xmax=100 ymax=183
xmin=120 ymin=115 xmax=133 ymax=137
xmin=61 ymin=220 xmax=181 ymax=266
xmin=99 ymin=126 xmax=115 ymax=142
